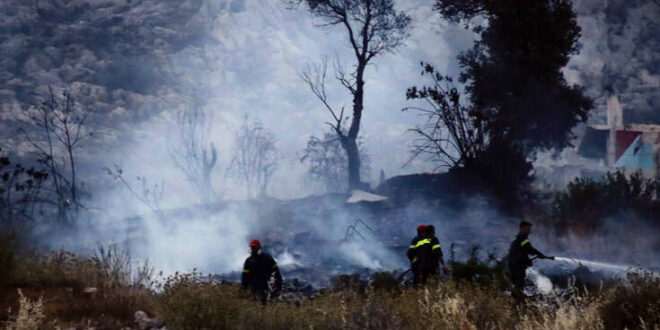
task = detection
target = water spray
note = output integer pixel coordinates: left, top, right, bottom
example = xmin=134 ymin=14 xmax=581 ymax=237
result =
xmin=547 ymin=256 xmax=660 ymax=283
xmin=527 ymin=268 xmax=553 ymax=294
xmin=554 ymin=256 xmax=639 ymax=273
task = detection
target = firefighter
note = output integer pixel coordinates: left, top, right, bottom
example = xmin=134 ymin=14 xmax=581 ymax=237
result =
xmin=407 ymin=225 xmax=434 ymax=286
xmin=507 ymin=221 xmax=554 ymax=299
xmin=426 ymin=225 xmax=449 ymax=275
xmin=241 ymin=239 xmax=283 ymax=304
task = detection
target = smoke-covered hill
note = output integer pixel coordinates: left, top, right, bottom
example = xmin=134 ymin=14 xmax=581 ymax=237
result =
xmin=0 ymin=0 xmax=217 ymax=121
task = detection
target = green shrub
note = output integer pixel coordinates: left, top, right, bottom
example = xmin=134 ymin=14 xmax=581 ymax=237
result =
xmin=553 ymin=171 xmax=660 ymax=227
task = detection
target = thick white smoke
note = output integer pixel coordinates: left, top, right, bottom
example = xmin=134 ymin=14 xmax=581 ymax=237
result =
xmin=20 ymin=0 xmax=660 ymax=289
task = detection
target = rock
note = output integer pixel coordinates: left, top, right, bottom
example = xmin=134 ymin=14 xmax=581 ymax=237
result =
xmin=83 ymin=287 xmax=98 ymax=294
xmin=134 ymin=310 xmax=165 ymax=330
xmin=82 ymin=287 xmax=98 ymax=299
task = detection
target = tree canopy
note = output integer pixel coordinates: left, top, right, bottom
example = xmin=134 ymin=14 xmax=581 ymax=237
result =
xmin=436 ymin=0 xmax=593 ymax=152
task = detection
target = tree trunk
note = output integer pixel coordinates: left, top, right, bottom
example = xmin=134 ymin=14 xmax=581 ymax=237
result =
xmin=345 ymin=137 xmax=361 ymax=191
xmin=344 ymin=61 xmax=366 ymax=190
xmin=67 ymin=143 xmax=77 ymax=212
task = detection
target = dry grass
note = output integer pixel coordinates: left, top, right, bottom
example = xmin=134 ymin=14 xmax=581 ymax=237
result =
xmin=155 ymin=272 xmax=660 ymax=330
xmin=599 ymin=274 xmax=660 ymax=330
xmin=3 ymin=289 xmax=46 ymax=330
xmin=1 ymin=246 xmax=156 ymax=329
xmin=2 ymin=245 xmax=659 ymax=330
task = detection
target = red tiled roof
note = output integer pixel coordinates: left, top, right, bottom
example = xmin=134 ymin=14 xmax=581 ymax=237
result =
xmin=615 ymin=130 xmax=641 ymax=161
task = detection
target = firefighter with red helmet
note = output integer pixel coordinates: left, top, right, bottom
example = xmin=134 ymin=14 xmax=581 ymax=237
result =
xmin=407 ymin=224 xmax=448 ymax=286
xmin=241 ymin=240 xmax=282 ymax=304
xmin=407 ymin=225 xmax=434 ymax=285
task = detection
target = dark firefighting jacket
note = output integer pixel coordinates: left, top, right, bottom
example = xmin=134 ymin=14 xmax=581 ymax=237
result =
xmin=241 ymin=252 xmax=282 ymax=292
xmin=507 ymin=234 xmax=547 ymax=270
xmin=429 ymin=236 xmax=444 ymax=268
xmin=407 ymin=236 xmax=442 ymax=272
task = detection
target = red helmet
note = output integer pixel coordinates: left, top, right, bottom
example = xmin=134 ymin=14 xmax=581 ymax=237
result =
xmin=249 ymin=239 xmax=261 ymax=249
xmin=416 ymin=224 xmax=427 ymax=234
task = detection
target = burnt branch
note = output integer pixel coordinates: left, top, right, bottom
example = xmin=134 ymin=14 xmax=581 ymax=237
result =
xmin=404 ymin=63 xmax=486 ymax=171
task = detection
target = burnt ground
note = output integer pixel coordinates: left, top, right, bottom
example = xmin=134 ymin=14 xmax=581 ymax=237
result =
xmin=35 ymin=172 xmax=660 ymax=290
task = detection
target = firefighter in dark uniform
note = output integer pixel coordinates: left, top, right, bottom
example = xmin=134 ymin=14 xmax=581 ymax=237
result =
xmin=426 ymin=225 xmax=449 ymax=276
xmin=407 ymin=225 xmax=428 ymax=286
xmin=407 ymin=225 xmax=438 ymax=286
xmin=241 ymin=240 xmax=282 ymax=304
xmin=507 ymin=221 xmax=554 ymax=300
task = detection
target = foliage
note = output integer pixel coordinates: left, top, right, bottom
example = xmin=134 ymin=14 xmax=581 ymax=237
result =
xmin=409 ymin=0 xmax=593 ymax=206
xmin=553 ymin=171 xmax=660 ymax=225
xmin=0 ymin=150 xmax=48 ymax=225
xmin=434 ymin=0 xmax=592 ymax=152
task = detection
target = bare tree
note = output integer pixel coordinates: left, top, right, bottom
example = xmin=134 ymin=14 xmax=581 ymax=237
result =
xmin=300 ymin=131 xmax=371 ymax=192
xmin=294 ymin=0 xmax=410 ymax=190
xmin=227 ymin=116 xmax=278 ymax=199
xmin=18 ymin=88 xmax=94 ymax=222
xmin=169 ymin=99 xmax=218 ymax=204
xmin=105 ymin=165 xmax=165 ymax=219
xmin=404 ymin=63 xmax=486 ymax=170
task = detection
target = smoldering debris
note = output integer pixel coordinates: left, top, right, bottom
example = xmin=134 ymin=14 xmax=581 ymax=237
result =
xmin=41 ymin=185 xmax=660 ymax=294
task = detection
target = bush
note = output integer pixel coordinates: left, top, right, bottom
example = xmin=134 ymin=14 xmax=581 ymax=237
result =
xmin=553 ymin=171 xmax=660 ymax=228
xmin=0 ymin=232 xmax=17 ymax=287
xmin=448 ymin=245 xmax=508 ymax=288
